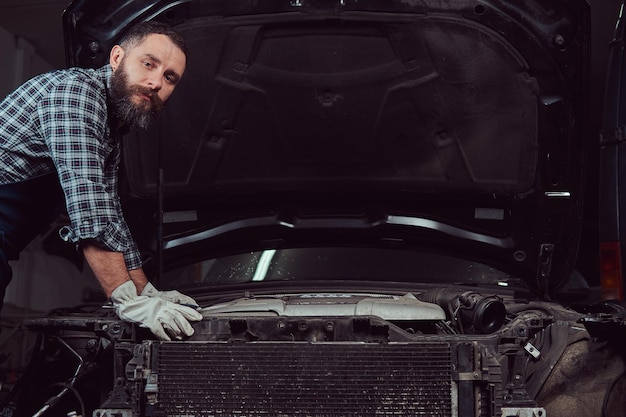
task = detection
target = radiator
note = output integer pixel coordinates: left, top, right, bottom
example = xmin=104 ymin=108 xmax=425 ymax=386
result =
xmin=152 ymin=341 xmax=454 ymax=416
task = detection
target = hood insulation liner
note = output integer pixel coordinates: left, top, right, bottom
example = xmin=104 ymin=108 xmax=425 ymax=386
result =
xmin=129 ymin=17 xmax=538 ymax=196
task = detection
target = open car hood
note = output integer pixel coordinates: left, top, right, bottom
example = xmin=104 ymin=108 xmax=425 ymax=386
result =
xmin=63 ymin=0 xmax=590 ymax=297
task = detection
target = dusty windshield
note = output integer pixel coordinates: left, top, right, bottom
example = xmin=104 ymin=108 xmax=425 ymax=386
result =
xmin=163 ymin=247 xmax=524 ymax=289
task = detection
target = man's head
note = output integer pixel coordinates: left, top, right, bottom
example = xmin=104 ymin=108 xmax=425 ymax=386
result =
xmin=108 ymin=21 xmax=187 ymax=129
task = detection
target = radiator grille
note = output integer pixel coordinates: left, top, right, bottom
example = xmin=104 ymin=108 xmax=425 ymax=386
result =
xmin=154 ymin=341 xmax=453 ymax=417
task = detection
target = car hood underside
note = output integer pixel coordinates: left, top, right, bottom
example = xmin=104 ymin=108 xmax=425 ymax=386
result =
xmin=62 ymin=0 xmax=590 ymax=295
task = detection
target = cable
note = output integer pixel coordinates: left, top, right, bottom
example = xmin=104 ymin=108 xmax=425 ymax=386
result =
xmin=602 ymin=370 xmax=626 ymax=417
xmin=31 ymin=337 xmax=84 ymax=417
xmin=47 ymin=383 xmax=86 ymax=417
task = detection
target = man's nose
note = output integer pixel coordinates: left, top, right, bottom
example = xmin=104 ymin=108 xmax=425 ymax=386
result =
xmin=147 ymin=74 xmax=162 ymax=91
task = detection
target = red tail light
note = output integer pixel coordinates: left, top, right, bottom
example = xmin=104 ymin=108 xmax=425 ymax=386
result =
xmin=600 ymin=241 xmax=624 ymax=300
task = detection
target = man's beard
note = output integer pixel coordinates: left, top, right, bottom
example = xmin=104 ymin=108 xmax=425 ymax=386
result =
xmin=110 ymin=63 xmax=164 ymax=130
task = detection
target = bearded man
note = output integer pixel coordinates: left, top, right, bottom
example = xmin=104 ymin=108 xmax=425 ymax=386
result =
xmin=0 ymin=21 xmax=202 ymax=340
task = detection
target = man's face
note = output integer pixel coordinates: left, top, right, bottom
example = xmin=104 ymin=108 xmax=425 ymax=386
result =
xmin=109 ymin=33 xmax=186 ymax=129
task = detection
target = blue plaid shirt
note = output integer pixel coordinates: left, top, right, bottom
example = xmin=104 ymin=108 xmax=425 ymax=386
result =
xmin=0 ymin=65 xmax=142 ymax=270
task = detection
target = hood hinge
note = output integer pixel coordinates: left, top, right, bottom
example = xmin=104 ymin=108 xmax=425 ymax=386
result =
xmin=536 ymin=243 xmax=554 ymax=299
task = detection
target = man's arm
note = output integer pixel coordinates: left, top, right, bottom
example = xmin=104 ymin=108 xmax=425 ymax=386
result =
xmin=82 ymin=243 xmax=147 ymax=297
xmin=81 ymin=242 xmax=202 ymax=340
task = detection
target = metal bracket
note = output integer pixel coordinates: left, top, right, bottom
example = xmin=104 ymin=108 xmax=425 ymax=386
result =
xmin=501 ymin=407 xmax=547 ymax=417
xmin=92 ymin=410 xmax=134 ymax=417
xmin=600 ymin=125 xmax=626 ymax=146
xmin=524 ymin=342 xmax=541 ymax=360
xmin=457 ymin=371 xmax=482 ymax=381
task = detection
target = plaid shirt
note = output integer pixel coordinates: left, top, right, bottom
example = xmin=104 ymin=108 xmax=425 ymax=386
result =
xmin=0 ymin=65 xmax=142 ymax=270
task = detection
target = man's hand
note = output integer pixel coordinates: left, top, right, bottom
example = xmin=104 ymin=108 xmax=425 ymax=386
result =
xmin=141 ymin=282 xmax=199 ymax=307
xmin=111 ymin=280 xmax=203 ymax=340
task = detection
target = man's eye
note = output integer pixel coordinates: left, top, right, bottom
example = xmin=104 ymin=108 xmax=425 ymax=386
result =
xmin=143 ymin=61 xmax=153 ymax=68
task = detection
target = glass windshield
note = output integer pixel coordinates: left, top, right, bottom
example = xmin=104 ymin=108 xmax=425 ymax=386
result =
xmin=163 ymin=247 xmax=525 ymax=289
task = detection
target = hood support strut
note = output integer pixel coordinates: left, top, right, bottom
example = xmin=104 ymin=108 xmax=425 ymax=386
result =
xmin=155 ymin=122 xmax=165 ymax=288
xmin=537 ymin=243 xmax=554 ymax=300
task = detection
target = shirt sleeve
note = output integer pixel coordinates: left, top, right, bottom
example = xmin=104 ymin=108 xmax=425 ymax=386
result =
xmin=38 ymin=74 xmax=143 ymax=270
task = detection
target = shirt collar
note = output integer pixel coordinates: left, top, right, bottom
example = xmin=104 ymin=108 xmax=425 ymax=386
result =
xmin=96 ymin=64 xmax=126 ymax=136
xmin=97 ymin=64 xmax=114 ymax=91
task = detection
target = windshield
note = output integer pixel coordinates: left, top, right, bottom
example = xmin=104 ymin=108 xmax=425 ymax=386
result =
xmin=162 ymin=247 xmax=525 ymax=289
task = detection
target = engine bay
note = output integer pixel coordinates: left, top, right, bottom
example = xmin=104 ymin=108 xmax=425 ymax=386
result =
xmin=8 ymin=288 xmax=625 ymax=417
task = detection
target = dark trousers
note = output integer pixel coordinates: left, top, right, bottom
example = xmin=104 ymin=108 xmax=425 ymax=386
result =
xmin=0 ymin=174 xmax=65 ymax=311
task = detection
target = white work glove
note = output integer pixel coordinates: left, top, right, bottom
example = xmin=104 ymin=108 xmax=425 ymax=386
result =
xmin=141 ymin=282 xmax=200 ymax=308
xmin=111 ymin=281 xmax=203 ymax=341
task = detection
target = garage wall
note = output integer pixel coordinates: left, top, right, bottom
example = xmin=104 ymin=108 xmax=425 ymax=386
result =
xmin=0 ymin=27 xmax=16 ymax=100
xmin=0 ymin=26 xmax=53 ymax=100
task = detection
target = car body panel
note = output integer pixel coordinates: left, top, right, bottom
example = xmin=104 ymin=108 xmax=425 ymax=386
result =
xmin=599 ymin=1 xmax=626 ymax=300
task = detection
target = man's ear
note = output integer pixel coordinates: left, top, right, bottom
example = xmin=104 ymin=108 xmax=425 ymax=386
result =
xmin=109 ymin=45 xmax=124 ymax=71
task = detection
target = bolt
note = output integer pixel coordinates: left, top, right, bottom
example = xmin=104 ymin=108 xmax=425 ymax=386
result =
xmin=88 ymin=41 xmax=100 ymax=53
xmin=86 ymin=339 xmax=97 ymax=352
xmin=513 ymin=251 xmax=527 ymax=262
xmin=554 ymin=34 xmax=565 ymax=47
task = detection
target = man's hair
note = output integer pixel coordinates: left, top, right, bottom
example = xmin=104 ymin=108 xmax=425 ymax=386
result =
xmin=119 ymin=21 xmax=187 ymax=60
